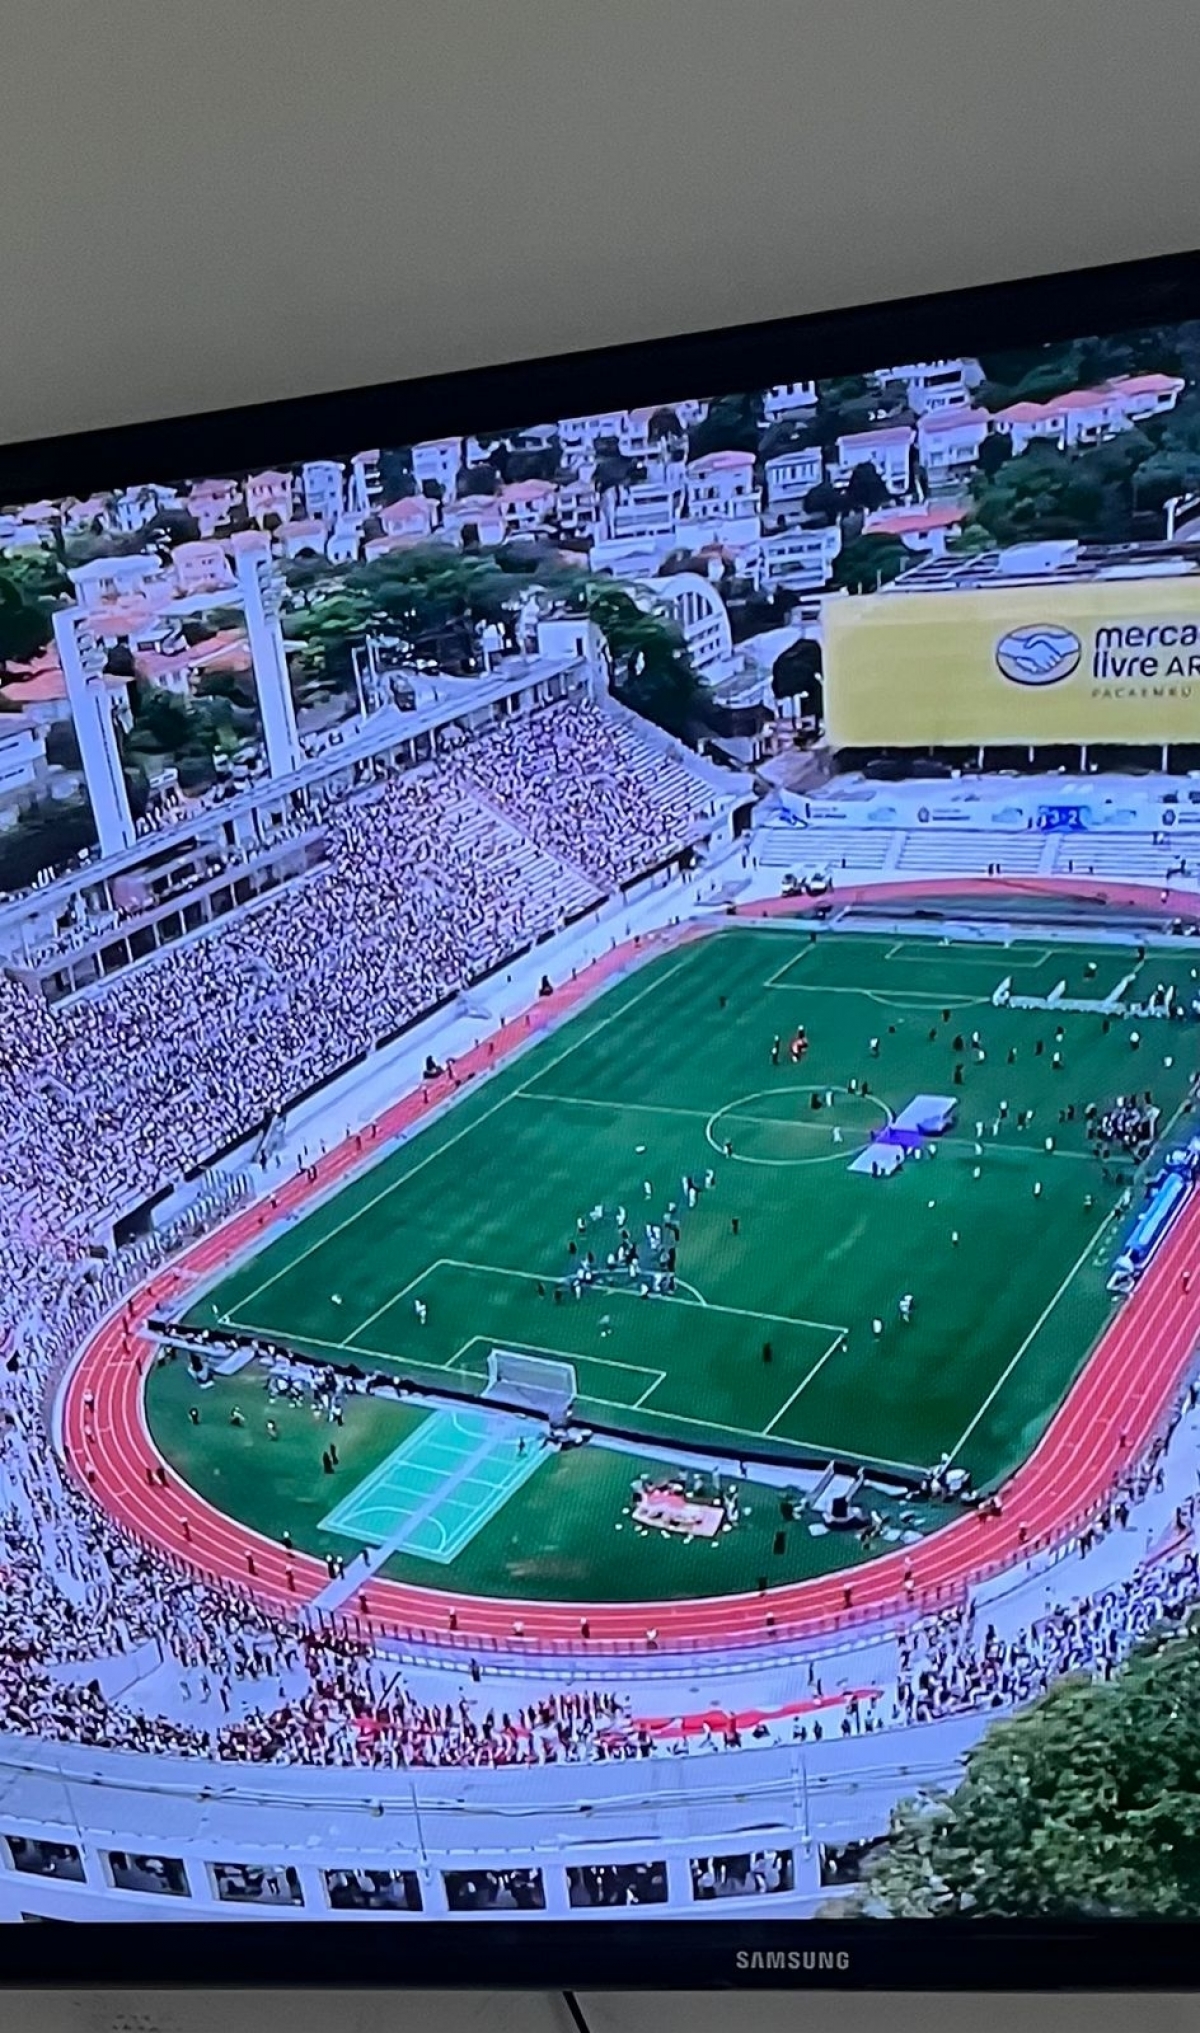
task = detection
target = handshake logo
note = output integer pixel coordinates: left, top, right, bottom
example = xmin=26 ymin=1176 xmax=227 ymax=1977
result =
xmin=994 ymin=624 xmax=1082 ymax=686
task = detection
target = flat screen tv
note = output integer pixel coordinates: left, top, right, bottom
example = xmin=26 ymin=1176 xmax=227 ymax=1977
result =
xmin=3 ymin=247 xmax=1200 ymax=1989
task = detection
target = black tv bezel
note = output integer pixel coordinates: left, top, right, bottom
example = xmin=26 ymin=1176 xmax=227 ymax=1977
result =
xmin=4 ymin=246 xmax=1200 ymax=1990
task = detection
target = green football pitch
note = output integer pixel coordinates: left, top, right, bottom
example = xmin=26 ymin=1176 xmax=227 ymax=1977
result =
xmin=146 ymin=922 xmax=1200 ymax=1603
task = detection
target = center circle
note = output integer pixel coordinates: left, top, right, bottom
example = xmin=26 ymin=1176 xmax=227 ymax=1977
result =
xmin=704 ymin=1085 xmax=892 ymax=1167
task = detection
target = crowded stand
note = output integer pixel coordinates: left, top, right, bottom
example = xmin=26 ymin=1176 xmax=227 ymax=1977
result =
xmin=0 ymin=701 xmax=715 ymax=1339
xmin=896 ymin=1533 xmax=1200 ymax=1726
xmin=0 ymin=700 xmax=729 ymax=1777
xmin=451 ymin=699 xmax=715 ymax=887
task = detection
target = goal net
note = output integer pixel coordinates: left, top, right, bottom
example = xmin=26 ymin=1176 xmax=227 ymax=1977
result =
xmin=485 ymin=1347 xmax=577 ymax=1422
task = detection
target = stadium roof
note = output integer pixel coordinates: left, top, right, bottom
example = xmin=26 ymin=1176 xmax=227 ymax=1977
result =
xmin=881 ymin=539 xmax=1200 ymax=593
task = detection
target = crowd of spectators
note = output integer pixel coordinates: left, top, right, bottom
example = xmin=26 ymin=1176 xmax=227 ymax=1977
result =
xmin=451 ymin=699 xmax=714 ymax=888
xmin=896 ymin=1529 xmax=1200 ymax=1726
xmin=0 ymin=704 xmax=717 ymax=1357
xmin=0 ymin=703 xmax=725 ymax=1773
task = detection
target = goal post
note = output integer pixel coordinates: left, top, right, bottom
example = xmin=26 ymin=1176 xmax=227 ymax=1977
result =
xmin=485 ymin=1347 xmax=577 ymax=1422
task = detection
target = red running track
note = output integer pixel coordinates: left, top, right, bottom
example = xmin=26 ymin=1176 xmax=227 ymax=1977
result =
xmin=61 ymin=878 xmax=1200 ymax=1656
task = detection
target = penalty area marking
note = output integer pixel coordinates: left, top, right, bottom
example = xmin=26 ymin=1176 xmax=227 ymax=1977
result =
xmin=762 ymin=1328 xmax=848 ymax=1436
xmin=438 ymin=1253 xmax=846 ymax=1338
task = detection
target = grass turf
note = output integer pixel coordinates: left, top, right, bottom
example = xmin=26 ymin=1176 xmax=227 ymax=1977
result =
xmin=145 ymin=923 xmax=1200 ymax=1603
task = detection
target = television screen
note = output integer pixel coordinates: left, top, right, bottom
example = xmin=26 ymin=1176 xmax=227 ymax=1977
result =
xmin=3 ymin=249 xmax=1200 ymax=1987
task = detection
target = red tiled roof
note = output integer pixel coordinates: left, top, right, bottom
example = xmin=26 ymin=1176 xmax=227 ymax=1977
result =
xmin=837 ymin=426 xmax=914 ymax=451
xmin=500 ymin=479 xmax=556 ymax=503
xmin=866 ymin=504 xmax=964 ymax=534
xmin=917 ymin=407 xmax=988 ymax=434
xmin=134 ymin=629 xmax=251 ymax=684
xmin=1109 ymin=372 xmax=1185 ymax=396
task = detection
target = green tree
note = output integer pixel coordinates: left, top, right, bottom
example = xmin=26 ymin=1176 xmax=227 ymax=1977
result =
xmin=830 ymin=534 xmax=916 ymax=592
xmin=840 ymin=1620 xmax=1200 ymax=1919
xmin=1132 ymin=449 xmax=1200 ymax=515
xmin=592 ymin=439 xmax=635 ymax=493
xmin=844 ymin=460 xmax=892 ymax=513
xmin=946 ymin=521 xmax=995 ymax=556
xmin=0 ymin=548 xmax=69 ymax=605
xmin=971 ymin=433 xmax=1154 ymax=546
xmin=0 ymin=575 xmax=54 ymax=673
xmin=803 ymin=479 xmax=846 ymax=525
xmin=586 ymin=586 xmax=702 ymax=736
xmin=771 ymin=639 xmax=822 ymax=722
xmin=456 ymin=463 xmax=500 ymax=497
xmin=687 ymin=392 xmax=763 ymax=461
xmin=977 ymin=429 xmax=1014 ymax=479
xmin=0 ymin=794 xmax=98 ymax=895
xmin=281 ymin=586 xmax=381 ymax=686
xmin=971 ymin=443 xmax=1099 ymax=543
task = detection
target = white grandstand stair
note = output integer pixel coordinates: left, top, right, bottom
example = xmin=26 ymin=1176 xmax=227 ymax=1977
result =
xmin=894 ymin=830 xmax=1046 ymax=877
xmin=1049 ymin=831 xmax=1195 ymax=884
xmin=754 ymin=823 xmax=897 ymax=873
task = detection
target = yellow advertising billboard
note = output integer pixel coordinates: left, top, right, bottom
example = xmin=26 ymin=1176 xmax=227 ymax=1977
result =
xmin=824 ymin=574 xmax=1200 ymax=747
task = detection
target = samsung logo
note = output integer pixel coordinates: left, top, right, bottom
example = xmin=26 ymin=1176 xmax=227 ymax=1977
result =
xmin=735 ymin=1950 xmax=852 ymax=1971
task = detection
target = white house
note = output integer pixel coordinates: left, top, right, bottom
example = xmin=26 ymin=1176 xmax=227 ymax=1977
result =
xmin=638 ymin=571 xmax=734 ymax=682
xmin=244 ymin=470 xmax=295 ymax=527
xmin=558 ymin=410 xmax=629 ymax=458
xmin=1109 ymin=372 xmax=1185 ymax=422
xmin=764 ymin=446 xmax=824 ymax=514
xmin=555 ymin=479 xmax=600 ymax=541
xmin=62 ymin=493 xmax=117 ymax=534
xmin=875 ymin=359 xmax=978 ymax=414
xmin=863 ymin=501 xmax=965 ymax=556
xmin=685 ymin=450 xmax=762 ymax=537
xmin=379 ymin=495 xmax=438 ymax=540
xmin=763 ymin=382 xmax=818 ymax=422
xmin=348 ymin=450 xmax=384 ymax=516
xmin=274 ymin=517 xmax=329 ymax=559
xmin=992 ymin=389 xmax=1126 ymax=453
xmin=670 ymin=397 xmax=711 ymax=428
xmin=186 ymin=477 xmax=242 ymax=538
xmin=994 ymin=374 xmax=1185 ymax=454
xmin=588 ymin=533 xmax=676 ymax=576
xmin=607 ymin=480 xmax=681 ymax=543
xmin=0 ymin=511 xmax=56 ymax=551
xmin=618 ymin=404 xmax=685 ymax=460
xmin=916 ymin=407 xmax=989 ymax=488
xmin=68 ymin=553 xmax=166 ymax=609
xmin=757 ymin=522 xmax=842 ymax=592
xmin=499 ymin=478 xmax=558 ymax=536
xmin=132 ymin=627 xmax=252 ymax=696
xmin=111 ymin=484 xmax=176 ymax=534
xmin=301 ymin=461 xmax=344 ymax=526
xmin=441 ymin=494 xmax=506 ymax=545
xmin=411 ymin=437 xmax=462 ymax=500
xmin=830 ymin=425 xmax=914 ymax=496
xmin=0 ymin=714 xmax=46 ymax=812
xmin=326 ymin=516 xmax=364 ymax=565
xmin=170 ymin=540 xmax=238 ymax=596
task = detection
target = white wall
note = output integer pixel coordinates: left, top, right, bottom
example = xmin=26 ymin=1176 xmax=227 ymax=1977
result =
xmin=4 ymin=0 xmax=1200 ymax=2019
xmin=3 ymin=0 xmax=1200 ymax=446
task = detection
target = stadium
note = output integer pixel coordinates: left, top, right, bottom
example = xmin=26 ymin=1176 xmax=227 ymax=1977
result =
xmin=3 ymin=351 xmax=1200 ymax=1926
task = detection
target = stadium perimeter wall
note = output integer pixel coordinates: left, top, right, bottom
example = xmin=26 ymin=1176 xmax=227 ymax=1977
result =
xmin=0 ymin=1711 xmax=988 ymax=1922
